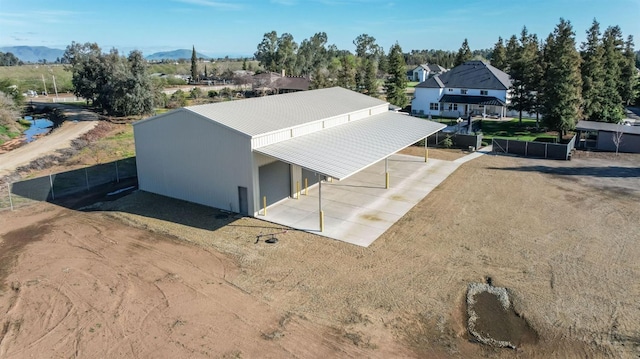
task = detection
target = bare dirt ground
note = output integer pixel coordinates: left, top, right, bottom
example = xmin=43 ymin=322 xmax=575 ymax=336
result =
xmin=1 ymin=151 xmax=639 ymax=358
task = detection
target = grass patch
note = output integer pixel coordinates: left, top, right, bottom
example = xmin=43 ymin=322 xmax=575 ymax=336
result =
xmin=0 ymin=64 xmax=73 ymax=93
xmin=406 ymin=81 xmax=419 ymax=88
xmin=480 ymin=118 xmax=555 ymax=142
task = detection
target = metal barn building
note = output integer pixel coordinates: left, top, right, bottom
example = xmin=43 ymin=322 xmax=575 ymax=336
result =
xmin=133 ymin=87 xmax=445 ymax=229
xmin=575 ymin=120 xmax=640 ymax=153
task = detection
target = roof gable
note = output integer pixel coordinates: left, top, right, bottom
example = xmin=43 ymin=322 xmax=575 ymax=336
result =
xmin=417 ymin=61 xmax=511 ymax=90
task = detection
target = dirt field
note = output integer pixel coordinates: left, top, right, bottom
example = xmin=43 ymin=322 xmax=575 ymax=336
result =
xmin=1 ymin=152 xmax=639 ymax=358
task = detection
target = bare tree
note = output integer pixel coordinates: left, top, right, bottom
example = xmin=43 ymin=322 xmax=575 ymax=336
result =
xmin=612 ymin=124 xmax=624 ymax=155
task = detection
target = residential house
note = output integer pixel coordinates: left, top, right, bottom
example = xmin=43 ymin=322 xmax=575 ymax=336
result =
xmin=407 ymin=64 xmax=447 ymax=82
xmin=252 ymin=70 xmax=310 ymax=95
xmin=411 ymin=61 xmax=512 ymax=118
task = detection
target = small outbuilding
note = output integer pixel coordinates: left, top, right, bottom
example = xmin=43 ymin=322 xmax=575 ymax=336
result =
xmin=133 ymin=87 xmax=444 ymax=230
xmin=575 ymin=120 xmax=640 ymax=153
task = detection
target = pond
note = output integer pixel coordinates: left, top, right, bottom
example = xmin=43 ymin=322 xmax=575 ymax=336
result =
xmin=23 ymin=116 xmax=53 ymax=143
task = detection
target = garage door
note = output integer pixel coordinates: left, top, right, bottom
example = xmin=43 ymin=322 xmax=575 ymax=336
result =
xmin=302 ymin=168 xmax=319 ymax=187
xmin=259 ymin=161 xmax=291 ymax=207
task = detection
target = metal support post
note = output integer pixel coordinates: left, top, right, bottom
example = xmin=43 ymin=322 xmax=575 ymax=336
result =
xmin=263 ymin=196 xmax=267 ymax=216
xmin=304 ymin=178 xmax=308 ymax=196
xmin=424 ymin=139 xmax=429 ymax=162
xmin=296 ymin=181 xmax=300 ymax=199
xmin=385 ymin=157 xmax=389 ymax=189
xmin=318 ymin=175 xmax=324 ymax=232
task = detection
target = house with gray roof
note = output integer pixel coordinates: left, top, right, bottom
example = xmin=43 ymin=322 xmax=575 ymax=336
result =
xmin=411 ymin=61 xmax=512 ymax=118
xmin=133 ymin=87 xmax=445 ymax=233
xmin=407 ymin=64 xmax=448 ymax=82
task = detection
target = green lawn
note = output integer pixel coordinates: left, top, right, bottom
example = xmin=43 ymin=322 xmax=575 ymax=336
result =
xmin=479 ymin=118 xmax=557 ymax=142
xmin=0 ymin=64 xmax=73 ymax=93
xmin=406 ymin=81 xmax=419 ymax=87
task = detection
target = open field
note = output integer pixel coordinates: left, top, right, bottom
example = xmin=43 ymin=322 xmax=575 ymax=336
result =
xmin=1 ymin=151 xmax=639 ymax=358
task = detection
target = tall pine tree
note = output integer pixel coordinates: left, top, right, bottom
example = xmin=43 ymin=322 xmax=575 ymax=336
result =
xmin=541 ymin=19 xmax=583 ymax=141
xmin=384 ymin=42 xmax=408 ymax=108
xmin=600 ymin=26 xmax=625 ymax=122
xmin=580 ymin=19 xmax=605 ymax=121
xmin=454 ymin=38 xmax=472 ymax=66
xmin=620 ymin=35 xmax=638 ymax=106
xmin=491 ymin=36 xmax=507 ymax=71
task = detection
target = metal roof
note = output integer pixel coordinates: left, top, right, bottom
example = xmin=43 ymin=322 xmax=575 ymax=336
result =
xmin=416 ymin=60 xmax=511 ymax=90
xmin=576 ymin=120 xmax=640 ymax=135
xmin=254 ymin=112 xmax=446 ymax=180
xmin=184 ymin=87 xmax=387 ymax=137
xmin=440 ymin=94 xmax=506 ymax=106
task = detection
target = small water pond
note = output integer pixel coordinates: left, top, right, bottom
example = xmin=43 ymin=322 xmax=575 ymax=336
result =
xmin=23 ymin=116 xmax=53 ymax=143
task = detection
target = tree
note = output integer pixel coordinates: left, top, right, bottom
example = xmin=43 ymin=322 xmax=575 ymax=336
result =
xmin=384 ymin=42 xmax=408 ymax=108
xmin=255 ymin=31 xmax=278 ymax=72
xmin=353 ymin=34 xmax=382 ymax=94
xmin=454 ymin=38 xmax=472 ymax=66
xmin=580 ymin=19 xmax=606 ymax=121
xmin=63 ymin=41 xmax=103 ymax=105
xmin=541 ymin=19 xmax=583 ymax=142
xmin=600 ymin=26 xmax=625 ymax=123
xmin=276 ymin=33 xmax=298 ymax=75
xmin=620 ymin=35 xmax=637 ymax=106
xmin=612 ymin=124 xmax=624 ymax=155
xmin=337 ymin=54 xmax=357 ymax=90
xmin=508 ymin=27 xmax=541 ymax=123
xmin=491 ymin=37 xmax=507 ymax=70
xmin=191 ymin=46 xmax=198 ymax=83
xmin=505 ymin=35 xmax=519 ymax=72
xmin=0 ymin=52 xmax=22 ymax=66
xmin=295 ymin=32 xmax=328 ymax=76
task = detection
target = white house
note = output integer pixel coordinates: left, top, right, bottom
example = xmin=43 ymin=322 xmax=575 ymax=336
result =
xmin=408 ymin=64 xmax=447 ymax=82
xmin=133 ymin=87 xmax=444 ymax=226
xmin=411 ymin=61 xmax=512 ymax=118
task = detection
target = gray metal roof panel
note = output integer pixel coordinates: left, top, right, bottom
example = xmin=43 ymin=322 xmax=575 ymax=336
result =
xmin=576 ymin=120 xmax=640 ymax=135
xmin=416 ymin=60 xmax=511 ymax=90
xmin=184 ymin=87 xmax=387 ymax=137
xmin=254 ymin=113 xmax=446 ymax=180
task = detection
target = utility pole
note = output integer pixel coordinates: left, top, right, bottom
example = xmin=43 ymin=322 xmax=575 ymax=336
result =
xmin=41 ymin=74 xmax=47 ymax=95
xmin=52 ymin=75 xmax=59 ymax=98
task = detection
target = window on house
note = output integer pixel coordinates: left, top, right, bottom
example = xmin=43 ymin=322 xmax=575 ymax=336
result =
xmin=461 ymin=89 xmax=468 ymax=95
xmin=480 ymin=90 xmax=488 ymax=95
xmin=429 ymin=103 xmax=439 ymax=111
xmin=448 ymin=104 xmax=458 ymax=111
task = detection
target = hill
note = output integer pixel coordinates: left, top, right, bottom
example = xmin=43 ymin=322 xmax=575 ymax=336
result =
xmin=0 ymin=46 xmax=65 ymax=63
xmin=145 ymin=49 xmax=211 ymax=61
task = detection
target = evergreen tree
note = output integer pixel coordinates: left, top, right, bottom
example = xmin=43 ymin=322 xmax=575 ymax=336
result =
xmin=384 ymin=42 xmax=408 ymax=108
xmin=255 ymin=31 xmax=278 ymax=72
xmin=508 ymin=27 xmax=540 ymax=123
xmin=362 ymin=58 xmax=378 ymax=96
xmin=204 ymin=64 xmax=208 ymax=78
xmin=620 ymin=35 xmax=637 ymax=106
xmin=454 ymin=38 xmax=472 ymax=66
xmin=541 ymin=19 xmax=583 ymax=141
xmin=491 ymin=36 xmax=507 ymax=70
xmin=190 ymin=46 xmax=198 ymax=83
xmin=242 ymin=58 xmax=247 ymax=71
xmin=505 ymin=35 xmax=519 ymax=72
xmin=580 ymin=19 xmax=606 ymax=121
xmin=600 ymin=26 xmax=625 ymax=122
xmin=337 ymin=54 xmax=356 ymax=90
xmin=276 ymin=33 xmax=298 ymax=75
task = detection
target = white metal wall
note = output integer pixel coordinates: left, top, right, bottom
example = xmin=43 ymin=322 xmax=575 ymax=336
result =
xmin=134 ymin=110 xmax=255 ymax=213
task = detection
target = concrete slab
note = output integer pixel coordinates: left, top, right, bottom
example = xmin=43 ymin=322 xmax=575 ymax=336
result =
xmin=260 ymin=151 xmax=486 ymax=247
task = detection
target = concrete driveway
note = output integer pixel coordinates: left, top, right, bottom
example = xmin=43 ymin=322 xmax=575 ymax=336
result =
xmin=260 ymin=150 xmax=489 ymax=247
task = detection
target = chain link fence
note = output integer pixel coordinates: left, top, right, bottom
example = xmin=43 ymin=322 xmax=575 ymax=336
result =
xmin=0 ymin=157 xmax=137 ymax=211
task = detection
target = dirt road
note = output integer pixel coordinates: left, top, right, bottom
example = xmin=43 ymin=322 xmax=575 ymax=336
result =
xmin=1 ymin=152 xmax=639 ymax=358
xmin=0 ymin=104 xmax=98 ymax=177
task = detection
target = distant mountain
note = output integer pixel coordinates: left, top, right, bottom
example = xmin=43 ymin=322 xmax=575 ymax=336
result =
xmin=145 ymin=49 xmax=211 ymax=61
xmin=0 ymin=46 xmax=65 ymax=63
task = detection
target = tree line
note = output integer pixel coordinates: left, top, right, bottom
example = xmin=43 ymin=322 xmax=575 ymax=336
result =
xmin=488 ymin=18 xmax=638 ymax=138
xmin=63 ymin=42 xmax=155 ymax=117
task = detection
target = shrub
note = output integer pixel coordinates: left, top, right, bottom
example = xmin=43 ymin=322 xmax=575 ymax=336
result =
xmin=442 ymin=135 xmax=453 ymax=149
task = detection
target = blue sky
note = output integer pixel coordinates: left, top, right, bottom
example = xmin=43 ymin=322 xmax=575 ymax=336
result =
xmin=1 ymin=0 xmax=639 ymax=57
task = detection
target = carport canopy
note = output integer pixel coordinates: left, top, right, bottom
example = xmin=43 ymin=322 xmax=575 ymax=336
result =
xmin=254 ymin=112 xmax=446 ymax=180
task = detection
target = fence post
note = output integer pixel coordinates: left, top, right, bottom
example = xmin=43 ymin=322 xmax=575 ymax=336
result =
xmin=85 ymin=168 xmax=90 ymax=191
xmin=8 ymin=183 xmax=13 ymax=211
xmin=506 ymin=140 xmax=509 ymax=153
xmin=115 ymin=160 xmax=120 ymax=183
xmin=49 ymin=173 xmax=55 ymax=200
xmin=525 ymin=142 xmax=528 ymax=157
xmin=545 ymin=143 xmax=548 ymax=159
